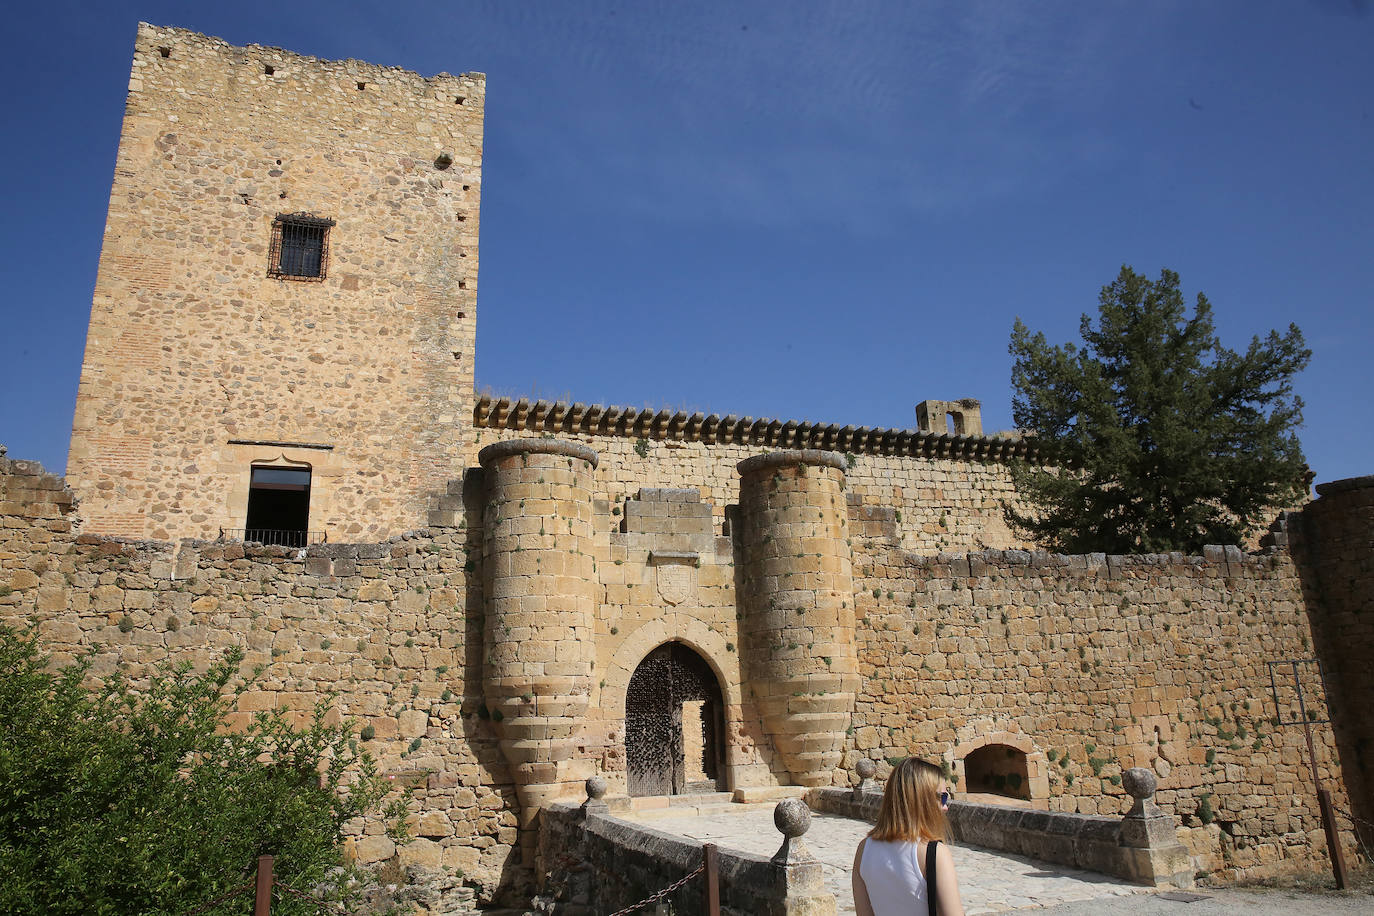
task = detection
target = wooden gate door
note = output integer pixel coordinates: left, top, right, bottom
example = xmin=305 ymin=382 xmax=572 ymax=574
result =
xmin=625 ymin=642 xmax=723 ymax=797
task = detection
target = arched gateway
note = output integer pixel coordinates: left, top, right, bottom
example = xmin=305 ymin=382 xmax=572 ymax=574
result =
xmin=625 ymin=642 xmax=725 ymax=797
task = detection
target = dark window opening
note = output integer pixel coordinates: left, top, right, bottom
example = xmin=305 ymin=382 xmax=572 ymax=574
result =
xmin=268 ymin=213 xmax=334 ymax=280
xmin=245 ymin=465 xmax=311 ymax=547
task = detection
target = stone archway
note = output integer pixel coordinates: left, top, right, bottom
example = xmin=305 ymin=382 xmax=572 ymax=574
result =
xmin=625 ymin=641 xmax=726 ymax=797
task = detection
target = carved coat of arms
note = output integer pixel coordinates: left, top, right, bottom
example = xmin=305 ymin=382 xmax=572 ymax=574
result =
xmin=656 ymin=563 xmax=696 ymax=606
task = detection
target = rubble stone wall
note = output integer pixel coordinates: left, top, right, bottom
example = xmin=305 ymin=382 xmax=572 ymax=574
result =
xmin=67 ymin=23 xmax=484 ymax=543
xmin=1289 ymin=476 xmax=1374 ymax=843
xmin=846 ymin=545 xmax=1359 ymax=881
xmin=0 ymin=454 xmax=516 ymax=895
xmin=2 ymin=450 xmax=1364 ymax=890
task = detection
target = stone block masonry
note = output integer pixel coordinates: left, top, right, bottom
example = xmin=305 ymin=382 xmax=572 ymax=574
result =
xmin=68 ymin=23 xmax=484 ymax=543
xmin=1287 ymin=476 xmax=1374 ymax=849
xmin=845 ymin=545 xmax=1362 ymax=881
xmin=25 ymin=20 xmax=1371 ymax=909
xmin=5 ymin=445 xmax=1367 ymax=900
xmin=1 ymin=452 xmax=520 ymax=899
xmin=478 ymin=439 xmax=599 ymax=870
xmin=472 ymin=396 xmax=1033 ymax=556
xmin=737 ymin=450 xmax=859 ymax=787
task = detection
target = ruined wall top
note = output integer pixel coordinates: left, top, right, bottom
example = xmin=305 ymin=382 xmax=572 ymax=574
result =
xmin=916 ymin=398 xmax=983 ymax=437
xmin=132 ymin=22 xmax=484 ymax=102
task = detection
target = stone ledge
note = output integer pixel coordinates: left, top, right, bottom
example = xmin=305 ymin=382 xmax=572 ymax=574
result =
xmin=476 ymin=438 xmax=599 ymax=470
xmin=1314 ymin=475 xmax=1374 ymax=497
xmin=543 ymin=802 xmax=834 ymax=915
xmin=807 ymin=787 xmax=1192 ymax=889
xmin=738 ymin=449 xmax=848 ymax=476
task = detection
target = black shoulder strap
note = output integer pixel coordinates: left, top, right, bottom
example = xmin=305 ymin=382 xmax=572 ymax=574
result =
xmin=926 ymin=840 xmax=939 ymax=916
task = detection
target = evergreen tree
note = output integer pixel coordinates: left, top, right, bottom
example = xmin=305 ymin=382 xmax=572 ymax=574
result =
xmin=1006 ymin=266 xmax=1310 ymax=554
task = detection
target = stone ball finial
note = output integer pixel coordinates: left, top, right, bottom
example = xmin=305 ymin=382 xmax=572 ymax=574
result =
xmin=1122 ymin=767 xmax=1157 ymax=801
xmin=856 ymin=758 xmax=877 ymax=780
xmin=585 ymin=775 xmax=608 ymax=801
xmin=774 ymin=798 xmax=811 ymax=839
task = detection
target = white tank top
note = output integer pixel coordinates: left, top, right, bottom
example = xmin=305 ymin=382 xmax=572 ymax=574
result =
xmin=859 ymin=837 xmax=929 ymax=914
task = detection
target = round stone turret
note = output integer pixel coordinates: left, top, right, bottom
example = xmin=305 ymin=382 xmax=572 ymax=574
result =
xmin=737 ymin=450 xmax=859 ymax=786
xmin=479 ymin=439 xmax=599 ymax=856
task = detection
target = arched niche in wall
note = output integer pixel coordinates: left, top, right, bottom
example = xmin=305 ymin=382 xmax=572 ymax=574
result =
xmin=949 ymin=728 xmax=1050 ymax=808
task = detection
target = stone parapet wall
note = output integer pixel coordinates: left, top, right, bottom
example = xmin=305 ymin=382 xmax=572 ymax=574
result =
xmin=68 ymin=23 xmax=483 ymax=543
xmin=809 ymin=787 xmax=1190 ymax=888
xmin=474 ymin=396 xmax=1039 ymax=464
xmin=540 ymin=803 xmax=833 ymax=915
xmin=844 ymin=546 xmax=1359 ymax=881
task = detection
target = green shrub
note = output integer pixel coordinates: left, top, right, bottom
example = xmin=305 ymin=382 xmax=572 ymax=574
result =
xmin=0 ymin=625 xmax=408 ymax=916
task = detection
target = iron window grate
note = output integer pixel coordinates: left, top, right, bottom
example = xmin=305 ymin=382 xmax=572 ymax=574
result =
xmin=268 ymin=213 xmax=335 ymax=280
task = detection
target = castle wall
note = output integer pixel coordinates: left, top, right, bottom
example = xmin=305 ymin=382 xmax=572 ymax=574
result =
xmin=1289 ymin=477 xmax=1374 ymax=844
xmin=4 ymin=449 xmax=1363 ymax=893
xmin=470 ymin=427 xmax=1027 ymax=554
xmin=846 ymin=546 xmax=1359 ymax=881
xmin=67 ymin=24 xmax=483 ymax=542
xmin=0 ymin=454 xmax=516 ymax=891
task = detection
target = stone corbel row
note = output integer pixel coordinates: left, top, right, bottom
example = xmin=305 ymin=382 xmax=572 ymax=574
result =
xmin=473 ymin=395 xmax=1045 ymax=465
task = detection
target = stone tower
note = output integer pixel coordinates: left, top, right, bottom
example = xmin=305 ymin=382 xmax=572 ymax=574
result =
xmin=67 ymin=24 xmax=484 ymax=542
xmin=736 ymin=450 xmax=859 ymax=785
xmin=478 ymin=440 xmax=599 ymax=859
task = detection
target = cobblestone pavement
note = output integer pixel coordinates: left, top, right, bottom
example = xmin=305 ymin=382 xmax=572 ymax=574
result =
xmin=630 ymin=808 xmax=1151 ymax=914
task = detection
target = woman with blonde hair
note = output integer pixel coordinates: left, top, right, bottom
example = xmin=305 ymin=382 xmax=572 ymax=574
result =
xmin=852 ymin=757 xmax=965 ymax=916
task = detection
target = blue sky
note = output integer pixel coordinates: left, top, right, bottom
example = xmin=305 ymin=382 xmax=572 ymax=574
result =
xmin=2 ymin=1 xmax=1371 ymax=485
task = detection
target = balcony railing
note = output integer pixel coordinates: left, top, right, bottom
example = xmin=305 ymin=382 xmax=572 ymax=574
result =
xmin=218 ymin=528 xmax=327 ymax=548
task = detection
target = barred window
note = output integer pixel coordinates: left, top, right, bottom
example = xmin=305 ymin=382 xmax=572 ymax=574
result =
xmin=268 ymin=213 xmax=335 ymax=280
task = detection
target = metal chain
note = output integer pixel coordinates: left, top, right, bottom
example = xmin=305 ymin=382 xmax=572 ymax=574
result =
xmin=273 ymin=879 xmax=354 ymax=916
xmin=604 ymin=863 xmax=704 ymax=916
xmin=178 ymin=881 xmax=254 ymax=916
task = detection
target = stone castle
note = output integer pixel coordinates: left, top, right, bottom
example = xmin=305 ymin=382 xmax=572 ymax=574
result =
xmin=3 ymin=22 xmax=1372 ymax=904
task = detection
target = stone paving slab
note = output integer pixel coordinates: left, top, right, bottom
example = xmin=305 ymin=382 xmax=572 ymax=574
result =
xmin=629 ymin=807 xmax=1153 ymax=914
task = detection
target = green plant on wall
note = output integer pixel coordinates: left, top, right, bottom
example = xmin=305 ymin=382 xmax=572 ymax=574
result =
xmin=0 ymin=625 xmax=410 ymax=916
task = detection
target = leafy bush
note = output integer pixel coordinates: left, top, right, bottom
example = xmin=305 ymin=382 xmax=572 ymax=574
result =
xmin=0 ymin=626 xmax=407 ymax=916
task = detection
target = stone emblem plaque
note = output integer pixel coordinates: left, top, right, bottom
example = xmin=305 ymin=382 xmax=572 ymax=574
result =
xmin=656 ymin=562 xmax=696 ymax=606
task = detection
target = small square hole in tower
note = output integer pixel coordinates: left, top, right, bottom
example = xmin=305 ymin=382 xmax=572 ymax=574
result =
xmin=357 ymin=81 xmax=366 ymax=90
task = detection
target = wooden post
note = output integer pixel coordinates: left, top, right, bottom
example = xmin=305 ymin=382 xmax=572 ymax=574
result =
xmin=1317 ymin=787 xmax=1349 ymax=890
xmin=704 ymin=842 xmax=720 ymax=916
xmin=254 ymin=854 xmax=274 ymax=916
